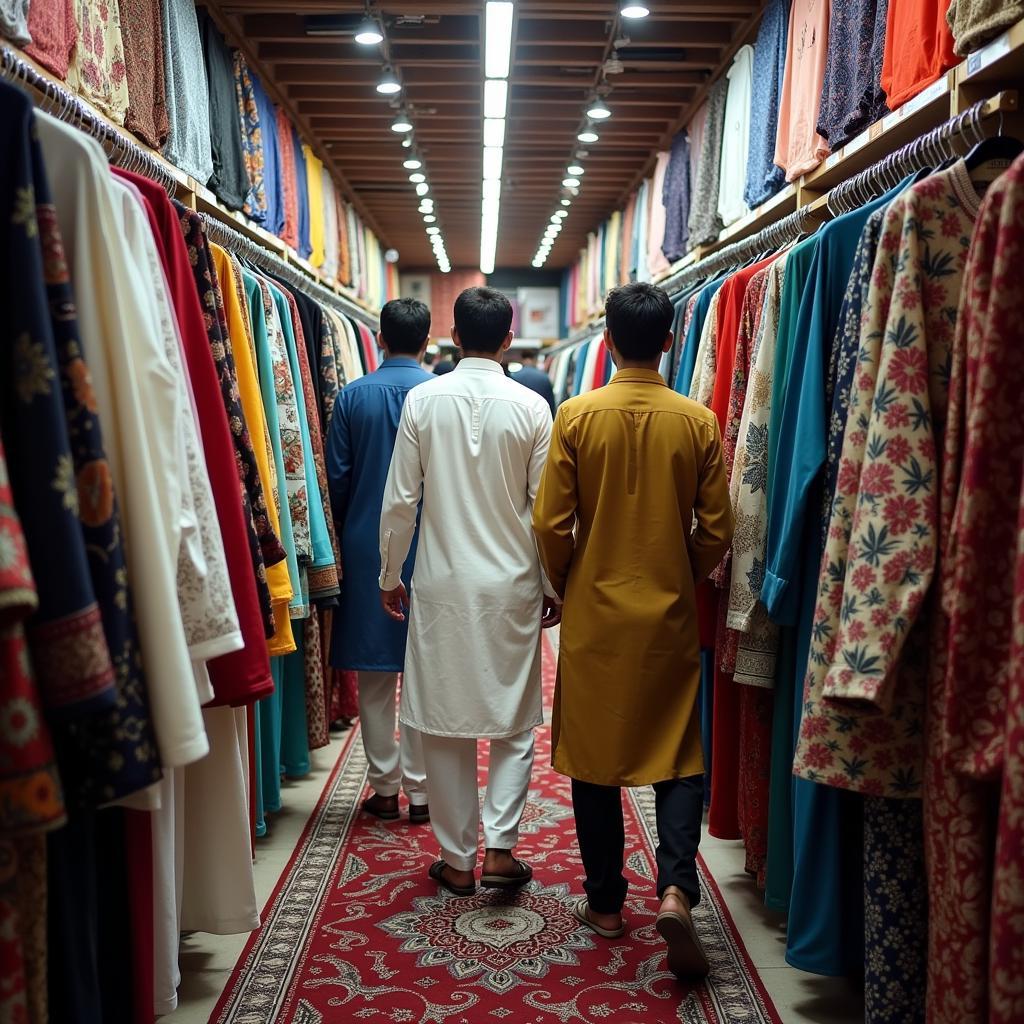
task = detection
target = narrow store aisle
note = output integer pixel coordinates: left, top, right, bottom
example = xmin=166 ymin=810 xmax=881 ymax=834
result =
xmin=167 ymin=637 xmax=863 ymax=1024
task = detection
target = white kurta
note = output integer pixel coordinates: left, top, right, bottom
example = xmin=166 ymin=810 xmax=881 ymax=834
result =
xmin=717 ymin=44 xmax=755 ymax=227
xmin=379 ymin=358 xmax=553 ymax=738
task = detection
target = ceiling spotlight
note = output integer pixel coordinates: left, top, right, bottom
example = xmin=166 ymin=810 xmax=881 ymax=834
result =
xmin=419 ymin=198 xmax=434 ymax=209
xmin=587 ymin=99 xmax=612 ymax=119
xmin=355 ymin=18 xmax=384 ymax=45
xmin=426 ymin=226 xmax=440 ymax=235
xmin=561 ymin=198 xmax=572 ymax=206
xmin=550 ymin=214 xmax=562 ymax=224
xmin=555 ymin=210 xmax=568 ymax=219
xmin=620 ymin=2 xmax=650 ymax=17
xmin=416 ymin=182 xmax=430 ymax=196
xmin=402 ymin=137 xmax=412 ymax=148
xmin=376 ymin=69 xmax=401 ymax=95
xmin=577 ymin=129 xmax=599 ymax=143
xmin=567 ymin=164 xmax=585 ymax=176
xmin=403 ymin=158 xmax=422 ymax=170
xmin=409 ymin=172 xmax=426 ymax=183
xmin=423 ymin=214 xmax=437 ymax=222
xmin=562 ymin=177 xmax=581 ymax=188
xmin=391 ymin=114 xmax=413 ymax=133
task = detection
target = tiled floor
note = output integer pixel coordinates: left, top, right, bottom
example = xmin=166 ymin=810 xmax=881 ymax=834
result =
xmin=165 ymin=729 xmax=864 ymax=1024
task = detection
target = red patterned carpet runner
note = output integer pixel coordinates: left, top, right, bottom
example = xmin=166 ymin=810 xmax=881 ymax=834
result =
xmin=213 ymin=637 xmax=781 ymax=1024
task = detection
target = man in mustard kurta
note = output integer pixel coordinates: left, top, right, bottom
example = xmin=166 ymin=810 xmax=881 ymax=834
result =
xmin=533 ymin=282 xmax=733 ymax=979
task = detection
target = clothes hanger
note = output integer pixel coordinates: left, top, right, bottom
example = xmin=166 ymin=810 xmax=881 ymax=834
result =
xmin=963 ymin=100 xmax=1023 ymax=170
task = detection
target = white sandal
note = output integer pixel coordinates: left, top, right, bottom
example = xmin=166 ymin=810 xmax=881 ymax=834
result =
xmin=572 ymin=897 xmax=626 ymax=939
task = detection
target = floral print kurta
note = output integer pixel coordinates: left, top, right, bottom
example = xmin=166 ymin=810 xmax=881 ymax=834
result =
xmin=925 ymin=155 xmax=1024 ymax=1024
xmin=792 ymin=162 xmax=983 ymax=798
xmin=66 ymin=0 xmax=130 ymax=125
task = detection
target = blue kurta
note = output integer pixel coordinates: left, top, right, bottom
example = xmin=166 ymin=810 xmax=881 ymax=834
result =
xmin=761 ymin=184 xmax=912 ymax=974
xmin=326 ymin=357 xmax=432 ymax=671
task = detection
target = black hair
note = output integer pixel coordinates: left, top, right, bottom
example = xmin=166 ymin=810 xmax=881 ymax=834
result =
xmin=604 ymin=282 xmax=674 ymax=361
xmin=380 ymin=297 xmax=431 ymax=355
xmin=453 ymin=287 xmax=513 ymax=354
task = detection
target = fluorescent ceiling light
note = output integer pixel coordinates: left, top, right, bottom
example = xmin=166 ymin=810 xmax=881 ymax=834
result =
xmin=403 ymin=158 xmax=422 ymax=170
xmin=532 ymin=259 xmax=543 ymax=267
xmin=416 ymin=182 xmax=430 ymax=196
xmin=409 ymin=172 xmax=426 ymax=183
xmin=483 ymin=146 xmax=504 ymax=181
xmin=355 ymin=19 xmax=384 ymax=45
xmin=426 ymin=226 xmax=440 ymax=235
xmin=620 ymin=2 xmax=650 ymax=17
xmin=567 ymin=164 xmax=585 ymax=175
xmin=423 ymin=214 xmax=437 ymax=222
xmin=480 ymin=199 xmax=500 ymax=275
xmin=376 ymin=70 xmax=401 ymax=95
xmin=577 ymin=129 xmax=599 ymax=143
xmin=484 ymin=79 xmax=508 ymax=119
xmin=587 ymin=99 xmax=612 ymax=119
xmin=562 ymin=177 xmax=581 ymax=188
xmin=485 ymin=2 xmax=514 ymax=79
xmin=482 ymin=179 xmax=502 ymax=201
xmin=483 ymin=117 xmax=506 ymax=148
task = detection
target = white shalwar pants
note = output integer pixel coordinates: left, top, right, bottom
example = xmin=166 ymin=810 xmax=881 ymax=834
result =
xmin=358 ymin=671 xmax=428 ymax=804
xmin=419 ymin=729 xmax=535 ymax=871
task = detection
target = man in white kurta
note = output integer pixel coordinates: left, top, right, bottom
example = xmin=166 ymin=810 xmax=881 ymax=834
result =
xmin=379 ymin=287 xmax=558 ymax=895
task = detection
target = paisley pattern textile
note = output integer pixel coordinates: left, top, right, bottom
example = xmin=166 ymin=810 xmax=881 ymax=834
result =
xmin=234 ymin=51 xmax=267 ymax=225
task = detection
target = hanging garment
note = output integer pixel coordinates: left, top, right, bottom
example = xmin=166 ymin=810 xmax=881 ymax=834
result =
xmin=36 ymin=111 xmax=208 ymax=769
xmin=66 ymin=0 xmax=130 ymax=126
xmin=25 ymin=0 xmax=74 ymax=78
xmin=817 ymin=0 xmax=889 ymax=149
xmin=200 ymin=8 xmax=249 ymax=212
xmin=162 ymin=0 xmax=212 ymax=183
xmin=326 ymin=358 xmax=432 ymax=673
xmin=926 ymin=153 xmax=1024 ymax=1024
xmin=235 ymin=51 xmax=266 ymax=224
xmin=293 ymin=131 xmax=312 ymax=258
xmin=379 ymin=359 xmax=552 ymax=739
xmin=250 ymin=70 xmax=285 ymax=238
xmin=534 ymin=368 xmax=733 ymax=786
xmin=321 ymin=168 xmax=340 ymax=279
xmin=662 ymin=130 xmax=691 ymax=262
xmin=304 ymin=145 xmax=326 ymax=267
xmin=276 ymin=109 xmax=299 ymax=249
xmin=947 ymin=0 xmax=1024 ymax=54
xmin=211 ymin=245 xmax=295 ymax=655
xmin=647 ymin=152 xmax=671 ymax=277
xmin=745 ymin=0 xmax=789 ymax=208
xmin=687 ymin=76 xmax=729 ymax=247
xmin=120 ymin=0 xmax=169 ymax=149
xmin=774 ymin=0 xmax=830 ymax=181
xmin=881 ymin=0 xmax=957 ymax=110
xmin=717 ymin=45 xmax=755 ymax=227
xmin=1 ymin=0 xmax=29 ymax=43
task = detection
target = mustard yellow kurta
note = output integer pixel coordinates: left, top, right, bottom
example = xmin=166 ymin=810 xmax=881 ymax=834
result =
xmin=533 ymin=367 xmax=734 ymax=786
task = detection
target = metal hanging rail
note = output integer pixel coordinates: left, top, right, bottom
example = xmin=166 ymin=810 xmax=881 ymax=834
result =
xmin=0 ymin=42 xmax=181 ymax=195
xmin=201 ymin=214 xmax=379 ymax=328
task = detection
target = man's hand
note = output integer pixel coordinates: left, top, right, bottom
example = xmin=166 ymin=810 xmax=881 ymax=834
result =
xmin=380 ymin=583 xmax=410 ymax=622
xmin=541 ymin=595 xmax=562 ymax=629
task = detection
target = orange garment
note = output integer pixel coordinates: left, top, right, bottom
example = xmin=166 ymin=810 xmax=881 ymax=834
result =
xmin=773 ymin=0 xmax=830 ymax=181
xmin=881 ymin=0 xmax=957 ymax=110
xmin=337 ymin=196 xmax=351 ymax=286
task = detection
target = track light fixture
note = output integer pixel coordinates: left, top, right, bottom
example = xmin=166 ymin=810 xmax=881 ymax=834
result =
xmin=620 ymin=2 xmax=650 ymax=18
xmin=376 ymin=68 xmax=401 ymax=95
xmin=355 ymin=18 xmax=384 ymax=45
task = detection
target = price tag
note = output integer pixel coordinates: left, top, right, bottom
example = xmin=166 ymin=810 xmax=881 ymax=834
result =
xmin=881 ymin=110 xmax=902 ymax=132
xmin=903 ymin=75 xmax=949 ymax=116
xmin=845 ymin=129 xmax=871 ymax=155
xmin=966 ymin=30 xmax=1011 ymax=76
xmin=826 ymin=151 xmax=842 ymax=168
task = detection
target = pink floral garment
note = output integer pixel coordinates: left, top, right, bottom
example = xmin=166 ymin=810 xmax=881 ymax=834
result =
xmin=926 ymin=154 xmax=1024 ymax=1024
xmin=66 ymin=0 xmax=129 ymax=125
xmin=793 ymin=162 xmax=982 ymax=797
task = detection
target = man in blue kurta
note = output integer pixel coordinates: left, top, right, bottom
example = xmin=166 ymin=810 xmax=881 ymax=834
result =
xmin=326 ymin=298 xmax=433 ymax=823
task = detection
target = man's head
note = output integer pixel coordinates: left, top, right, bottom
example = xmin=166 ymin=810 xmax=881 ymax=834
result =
xmin=379 ymin=297 xmax=431 ymax=357
xmin=603 ymin=282 xmax=674 ymax=366
xmin=452 ymin=287 xmax=514 ymax=356
xmin=519 ymin=349 xmax=539 ymax=366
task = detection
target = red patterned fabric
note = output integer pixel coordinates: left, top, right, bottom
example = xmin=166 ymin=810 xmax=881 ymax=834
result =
xmin=212 ymin=639 xmax=782 ymax=1024
xmin=276 ymin=109 xmax=299 ymax=251
xmin=25 ymin=0 xmax=75 ymax=78
xmin=737 ymin=685 xmax=773 ymax=888
xmin=927 ymin=154 xmax=1024 ymax=1024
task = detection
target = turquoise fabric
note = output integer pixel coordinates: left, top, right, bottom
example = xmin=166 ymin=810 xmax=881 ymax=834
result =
xmin=673 ymin=277 xmax=726 ymax=394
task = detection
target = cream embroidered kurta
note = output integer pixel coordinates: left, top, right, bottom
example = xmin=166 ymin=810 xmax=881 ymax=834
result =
xmin=379 ymin=358 xmax=553 ymax=738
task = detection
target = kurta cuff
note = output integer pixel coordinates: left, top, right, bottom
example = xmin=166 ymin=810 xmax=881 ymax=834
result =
xmin=379 ymin=569 xmax=403 ymax=592
xmin=761 ymin=569 xmax=797 ymax=626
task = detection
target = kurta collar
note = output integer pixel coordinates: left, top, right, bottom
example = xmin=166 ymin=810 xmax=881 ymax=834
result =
xmin=456 ymin=356 xmax=505 ymax=373
xmin=379 ymin=356 xmax=422 ymax=369
xmin=610 ymin=368 xmax=667 ymax=386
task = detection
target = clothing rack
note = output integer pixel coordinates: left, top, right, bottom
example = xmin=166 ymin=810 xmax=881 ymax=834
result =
xmin=563 ymin=90 xmax=1017 ymax=346
xmin=201 ymin=213 xmax=379 ymax=329
xmin=0 ymin=42 xmax=181 ymax=196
